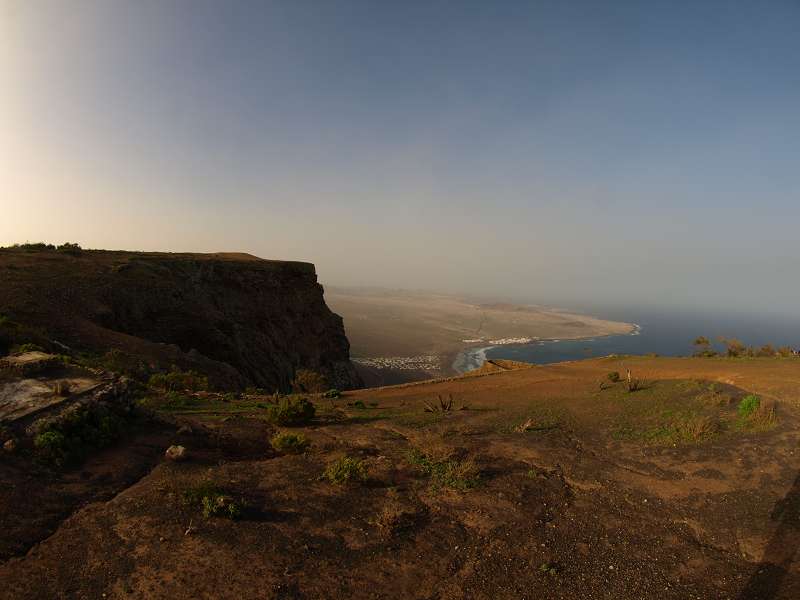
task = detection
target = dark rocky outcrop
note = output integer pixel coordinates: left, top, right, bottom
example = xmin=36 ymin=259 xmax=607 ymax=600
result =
xmin=0 ymin=249 xmax=361 ymax=391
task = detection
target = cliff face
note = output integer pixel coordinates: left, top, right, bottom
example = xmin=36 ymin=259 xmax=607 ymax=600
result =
xmin=0 ymin=250 xmax=360 ymax=391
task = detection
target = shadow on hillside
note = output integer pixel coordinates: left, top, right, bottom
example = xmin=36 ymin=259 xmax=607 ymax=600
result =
xmin=738 ymin=471 xmax=800 ymax=599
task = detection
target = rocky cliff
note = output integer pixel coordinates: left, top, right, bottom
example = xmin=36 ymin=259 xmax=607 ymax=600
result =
xmin=0 ymin=249 xmax=360 ymax=391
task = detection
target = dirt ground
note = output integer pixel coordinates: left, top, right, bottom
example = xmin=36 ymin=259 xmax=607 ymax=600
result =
xmin=2 ymin=356 xmax=800 ymax=599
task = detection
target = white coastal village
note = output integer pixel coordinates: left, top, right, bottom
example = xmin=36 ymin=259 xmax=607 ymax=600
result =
xmin=352 ymin=337 xmax=537 ymax=371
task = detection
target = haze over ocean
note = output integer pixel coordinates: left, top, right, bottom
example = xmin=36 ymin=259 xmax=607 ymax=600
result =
xmin=3 ymin=1 xmax=800 ymax=319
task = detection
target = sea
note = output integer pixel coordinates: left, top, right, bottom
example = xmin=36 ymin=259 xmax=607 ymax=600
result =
xmin=452 ymin=307 xmax=800 ymax=373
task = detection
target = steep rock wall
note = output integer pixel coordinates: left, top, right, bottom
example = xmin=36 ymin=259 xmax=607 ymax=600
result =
xmin=0 ymin=250 xmax=360 ymax=391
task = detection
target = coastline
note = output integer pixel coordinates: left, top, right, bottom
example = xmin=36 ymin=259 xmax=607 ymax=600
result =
xmin=451 ymin=324 xmax=642 ymax=374
xmin=451 ymin=345 xmax=496 ymax=373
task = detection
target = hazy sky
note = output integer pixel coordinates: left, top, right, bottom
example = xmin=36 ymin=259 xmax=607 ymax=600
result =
xmin=3 ymin=1 xmax=799 ymax=315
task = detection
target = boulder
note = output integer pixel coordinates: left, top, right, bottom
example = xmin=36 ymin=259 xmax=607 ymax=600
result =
xmin=165 ymin=445 xmax=187 ymax=461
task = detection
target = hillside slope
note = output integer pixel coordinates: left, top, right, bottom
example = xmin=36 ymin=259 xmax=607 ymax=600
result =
xmin=3 ymin=355 xmax=800 ymax=598
xmin=0 ymin=248 xmax=360 ymax=391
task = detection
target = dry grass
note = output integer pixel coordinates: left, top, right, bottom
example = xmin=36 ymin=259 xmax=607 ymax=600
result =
xmin=676 ymin=415 xmax=722 ymax=442
xmin=372 ymin=494 xmax=422 ymax=537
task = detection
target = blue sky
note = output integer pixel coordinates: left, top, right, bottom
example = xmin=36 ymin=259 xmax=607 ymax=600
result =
xmin=2 ymin=1 xmax=799 ymax=315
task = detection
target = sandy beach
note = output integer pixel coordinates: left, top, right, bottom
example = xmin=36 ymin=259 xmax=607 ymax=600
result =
xmin=325 ymin=287 xmax=635 ymax=380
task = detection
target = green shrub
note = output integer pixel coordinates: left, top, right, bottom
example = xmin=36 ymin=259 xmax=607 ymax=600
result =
xmin=266 ymin=397 xmax=316 ymax=426
xmin=183 ymin=481 xmax=242 ymax=519
xmin=34 ymin=431 xmax=68 ymax=466
xmin=324 ymin=456 xmax=367 ymax=484
xmin=56 ymin=242 xmax=82 ymax=255
xmin=323 ymin=388 xmax=341 ymax=399
xmin=33 ymin=404 xmax=126 ymax=466
xmin=738 ymin=394 xmax=761 ymax=418
xmin=756 ymin=344 xmax=776 ymax=357
xmin=407 ymin=449 xmax=479 ymax=491
xmin=720 ymin=337 xmax=746 ymax=358
xmin=540 ymin=562 xmax=559 ymax=576
xmin=692 ymin=336 xmax=718 ymax=357
xmin=138 ymin=391 xmax=199 ymax=411
xmin=352 ymin=400 xmax=367 ymax=409
xmin=11 ymin=342 xmax=44 ymax=355
xmin=270 ymin=431 xmax=309 ymax=454
xmin=148 ymin=367 xmax=209 ymax=392
xmin=5 ymin=242 xmax=55 ymax=252
xmin=607 ymin=371 xmax=621 ymax=383
xmin=291 ymin=369 xmax=329 ymax=393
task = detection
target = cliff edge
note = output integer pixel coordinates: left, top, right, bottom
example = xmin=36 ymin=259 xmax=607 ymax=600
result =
xmin=0 ymin=248 xmax=361 ymax=391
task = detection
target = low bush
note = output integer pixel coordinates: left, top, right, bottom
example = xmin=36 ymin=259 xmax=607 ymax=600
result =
xmin=721 ymin=338 xmax=747 ymax=358
xmin=266 ymin=396 xmax=316 ymax=426
xmin=407 ymin=449 xmax=479 ymax=491
xmin=627 ymin=378 xmax=645 ymax=392
xmin=148 ymin=367 xmax=209 ymax=392
xmin=33 ymin=431 xmax=69 ymax=465
xmin=56 ymin=242 xmax=82 ymax=255
xmin=677 ymin=415 xmax=721 ymax=442
xmin=540 ymin=562 xmax=559 ymax=576
xmin=138 ymin=390 xmax=201 ymax=411
xmin=270 ymin=431 xmax=309 ymax=454
xmin=323 ymin=388 xmax=341 ymax=399
xmin=33 ymin=404 xmax=127 ymax=467
xmin=738 ymin=394 xmax=761 ymax=419
xmin=244 ymin=386 xmax=268 ymax=396
xmin=4 ymin=242 xmax=55 ymax=252
xmin=11 ymin=342 xmax=44 ymax=355
xmin=692 ymin=336 xmax=718 ymax=357
xmin=324 ymin=456 xmax=367 ymax=484
xmin=607 ymin=371 xmax=621 ymax=383
xmin=183 ymin=481 xmax=242 ymax=519
xmin=756 ymin=344 xmax=776 ymax=357
xmin=291 ymin=369 xmax=329 ymax=393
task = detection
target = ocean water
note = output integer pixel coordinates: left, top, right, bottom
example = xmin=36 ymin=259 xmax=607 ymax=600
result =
xmin=452 ymin=308 xmax=800 ymax=373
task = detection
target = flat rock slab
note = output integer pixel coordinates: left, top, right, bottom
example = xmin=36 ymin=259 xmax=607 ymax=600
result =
xmin=0 ymin=377 xmax=99 ymax=422
xmin=0 ymin=352 xmax=59 ymax=377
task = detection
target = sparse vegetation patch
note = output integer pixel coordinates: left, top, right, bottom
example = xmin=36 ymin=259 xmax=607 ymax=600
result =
xmin=270 ymin=431 xmax=309 ymax=454
xmin=737 ymin=394 xmax=760 ymax=419
xmin=735 ymin=394 xmax=777 ymax=430
xmin=139 ymin=391 xmax=200 ymax=411
xmin=423 ymin=394 xmax=467 ymax=413
xmin=33 ymin=404 xmax=128 ymax=467
xmin=10 ymin=342 xmax=45 ymax=355
xmin=407 ymin=449 xmax=479 ymax=491
xmin=266 ymin=396 xmax=316 ymax=426
xmin=323 ymin=456 xmax=367 ymax=484
xmin=148 ymin=366 xmax=209 ymax=392
xmin=292 ymin=369 xmax=329 ymax=393
xmin=183 ymin=481 xmax=242 ymax=519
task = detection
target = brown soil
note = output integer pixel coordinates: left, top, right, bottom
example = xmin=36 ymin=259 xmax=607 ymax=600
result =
xmin=2 ymin=356 xmax=800 ymax=599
